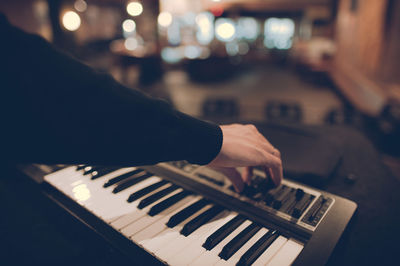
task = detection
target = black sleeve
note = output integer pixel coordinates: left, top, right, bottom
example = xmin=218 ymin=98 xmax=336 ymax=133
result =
xmin=0 ymin=14 xmax=222 ymax=166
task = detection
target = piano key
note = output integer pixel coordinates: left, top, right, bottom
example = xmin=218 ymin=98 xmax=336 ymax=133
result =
xmin=166 ymin=198 xmax=210 ymax=228
xmin=46 ymin=167 xmax=147 ymax=221
xmin=133 ymin=196 xmax=202 ymax=245
xmin=180 ymin=205 xmax=225 ymax=236
xmin=120 ymin=188 xmax=190 ymax=237
xmin=148 ymin=190 xmax=192 ymax=216
xmin=112 ymin=172 xmax=153 ymax=193
xmin=203 ymin=214 xmax=246 ymax=250
xmin=76 ymin=164 xmax=87 ymax=171
xmin=64 ymin=167 xmax=138 ymax=194
xmin=140 ymin=203 xmax=213 ymax=254
xmin=137 ymin=184 xmax=180 ymax=209
xmin=127 ymin=180 xmax=169 ymax=203
xmin=219 ymin=223 xmax=261 ymax=260
xmin=266 ymin=239 xmax=304 ymax=266
xmin=45 ymin=166 xmax=85 ymax=187
xmin=156 ymin=210 xmax=232 ymax=263
xmin=82 ymin=165 xmax=95 ymax=175
xmin=215 ymin=227 xmax=268 ymax=266
xmin=103 ymin=169 xmax=144 ymax=188
xmin=190 ymin=220 xmax=253 ymax=266
xmin=82 ymin=176 xmax=164 ymax=222
xmin=110 ymin=182 xmax=174 ymax=229
xmin=167 ymin=212 xmax=239 ymax=266
xmin=90 ymin=167 xmax=119 ymax=180
xmin=252 ymin=236 xmax=288 ymax=266
xmin=237 ymin=230 xmax=279 ymax=266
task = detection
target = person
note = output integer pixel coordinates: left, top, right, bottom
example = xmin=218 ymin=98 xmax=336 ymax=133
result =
xmin=0 ymin=13 xmax=282 ymax=192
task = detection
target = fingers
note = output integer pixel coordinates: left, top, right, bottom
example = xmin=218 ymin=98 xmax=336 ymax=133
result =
xmin=244 ymin=124 xmax=281 ymax=159
xmin=242 ymin=166 xmax=253 ymax=186
xmin=264 ymin=165 xmax=282 ymax=187
xmin=211 ymin=166 xmax=244 ymax=192
xmin=260 ymin=151 xmax=283 ymax=187
xmin=209 ymin=123 xmax=283 ymax=191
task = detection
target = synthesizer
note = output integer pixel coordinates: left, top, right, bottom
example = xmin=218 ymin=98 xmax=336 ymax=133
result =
xmin=23 ymin=162 xmax=357 ymax=265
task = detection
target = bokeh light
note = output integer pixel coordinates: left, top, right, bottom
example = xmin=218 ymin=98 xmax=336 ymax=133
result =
xmin=122 ymin=19 xmax=136 ymax=33
xmin=158 ymin=12 xmax=173 ymax=28
xmin=62 ymin=11 xmax=81 ymax=31
xmin=215 ymin=18 xmax=236 ymax=42
xmin=74 ymin=0 xmax=87 ymax=12
xmin=264 ymin=18 xmax=295 ymax=50
xmin=124 ymin=37 xmax=138 ymax=51
xmin=127 ymin=2 xmax=143 ymax=17
xmin=195 ymin=12 xmax=214 ymax=45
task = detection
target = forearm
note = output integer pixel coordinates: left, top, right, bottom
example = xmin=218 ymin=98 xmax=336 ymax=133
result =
xmin=0 ymin=14 xmax=222 ymax=165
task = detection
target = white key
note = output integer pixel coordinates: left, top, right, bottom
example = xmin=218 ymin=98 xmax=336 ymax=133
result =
xmin=47 ymin=167 xmax=160 ymax=221
xmin=120 ymin=188 xmax=185 ymax=236
xmin=215 ymin=227 xmax=268 ymax=266
xmin=93 ymin=176 xmax=163 ymax=222
xmin=157 ymin=210 xmax=231 ymax=264
xmin=133 ymin=196 xmax=201 ymax=244
xmin=252 ymin=236 xmax=288 ymax=266
xmin=191 ymin=220 xmax=253 ymax=266
xmin=167 ymin=212 xmax=239 ymax=266
xmin=44 ymin=166 xmax=79 ymax=186
xmin=75 ymin=174 xmax=162 ymax=221
xmin=141 ymin=203 xmax=213 ymax=254
xmin=266 ymin=239 xmax=303 ymax=266
xmin=111 ymin=184 xmax=179 ymax=230
xmin=46 ymin=167 xmax=87 ymax=190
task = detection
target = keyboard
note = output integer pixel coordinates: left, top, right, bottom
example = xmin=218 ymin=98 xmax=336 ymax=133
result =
xmin=27 ymin=162 xmax=357 ymax=265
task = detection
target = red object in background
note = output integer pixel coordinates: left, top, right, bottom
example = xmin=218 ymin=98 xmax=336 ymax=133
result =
xmin=210 ymin=6 xmax=224 ymax=17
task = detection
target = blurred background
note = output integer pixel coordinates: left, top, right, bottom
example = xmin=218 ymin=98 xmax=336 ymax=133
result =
xmin=1 ymin=0 xmax=399 ymax=176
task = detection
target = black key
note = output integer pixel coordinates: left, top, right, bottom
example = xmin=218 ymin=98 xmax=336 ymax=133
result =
xmin=148 ymin=190 xmax=191 ymax=216
xmin=137 ymin=185 xmax=179 ymax=209
xmin=219 ymin=223 xmax=261 ymax=260
xmin=83 ymin=166 xmax=98 ymax=175
xmin=91 ymin=167 xmax=119 ymax=180
xmin=292 ymin=194 xmax=314 ymax=218
xmin=127 ymin=180 xmax=169 ymax=203
xmin=203 ymin=215 xmax=246 ymax=250
xmin=166 ymin=198 xmax=210 ymax=228
xmin=112 ymin=172 xmax=153 ymax=193
xmin=181 ymin=205 xmax=225 ymax=237
xmin=237 ymin=230 xmax=279 ymax=266
xmin=76 ymin=164 xmax=87 ymax=171
xmin=105 ymin=169 xmax=145 ymax=188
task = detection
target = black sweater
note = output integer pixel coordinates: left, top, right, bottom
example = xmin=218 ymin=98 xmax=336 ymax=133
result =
xmin=0 ymin=14 xmax=222 ymax=166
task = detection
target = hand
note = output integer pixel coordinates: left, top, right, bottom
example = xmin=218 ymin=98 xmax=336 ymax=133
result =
xmin=208 ymin=124 xmax=283 ymax=192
